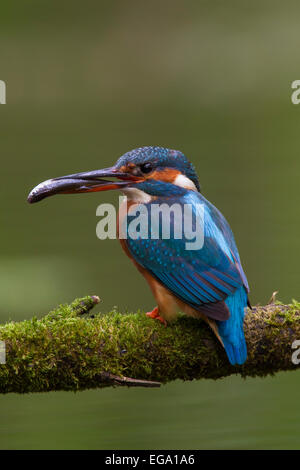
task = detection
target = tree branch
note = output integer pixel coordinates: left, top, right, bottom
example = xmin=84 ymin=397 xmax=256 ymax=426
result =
xmin=0 ymin=295 xmax=300 ymax=393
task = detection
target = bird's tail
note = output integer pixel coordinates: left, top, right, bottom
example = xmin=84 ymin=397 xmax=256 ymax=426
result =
xmin=217 ymin=287 xmax=248 ymax=365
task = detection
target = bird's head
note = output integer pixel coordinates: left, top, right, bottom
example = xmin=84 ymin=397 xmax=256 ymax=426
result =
xmin=27 ymin=146 xmax=200 ymax=204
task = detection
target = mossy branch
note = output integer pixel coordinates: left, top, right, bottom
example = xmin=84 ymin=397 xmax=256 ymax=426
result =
xmin=0 ymin=295 xmax=300 ymax=393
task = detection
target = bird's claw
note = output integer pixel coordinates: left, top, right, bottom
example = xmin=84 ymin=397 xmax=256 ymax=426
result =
xmin=146 ymin=307 xmax=167 ymax=326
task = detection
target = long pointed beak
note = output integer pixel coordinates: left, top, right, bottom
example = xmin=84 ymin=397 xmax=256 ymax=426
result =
xmin=27 ymin=167 xmax=142 ymax=204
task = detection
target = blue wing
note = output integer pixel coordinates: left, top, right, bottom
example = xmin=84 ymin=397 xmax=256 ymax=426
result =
xmin=205 ymin=198 xmax=249 ymax=293
xmin=124 ymin=191 xmax=247 ymax=321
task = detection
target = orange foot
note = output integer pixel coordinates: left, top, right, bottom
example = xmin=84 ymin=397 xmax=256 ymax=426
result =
xmin=146 ymin=307 xmax=167 ymax=326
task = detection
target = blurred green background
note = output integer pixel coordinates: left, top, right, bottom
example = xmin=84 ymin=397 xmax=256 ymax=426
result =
xmin=0 ymin=0 xmax=299 ymax=449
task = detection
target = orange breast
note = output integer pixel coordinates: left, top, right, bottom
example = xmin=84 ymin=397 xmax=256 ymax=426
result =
xmin=117 ymin=203 xmax=180 ymax=321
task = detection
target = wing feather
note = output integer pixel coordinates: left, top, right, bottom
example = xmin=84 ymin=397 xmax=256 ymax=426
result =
xmin=124 ymin=191 xmax=246 ymax=321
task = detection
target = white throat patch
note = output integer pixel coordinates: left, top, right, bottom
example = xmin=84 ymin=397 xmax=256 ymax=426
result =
xmin=121 ymin=187 xmax=152 ymax=203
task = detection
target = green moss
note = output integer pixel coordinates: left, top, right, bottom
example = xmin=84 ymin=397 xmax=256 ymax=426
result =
xmin=265 ymin=302 xmax=300 ymax=327
xmin=0 ymin=296 xmax=299 ymax=393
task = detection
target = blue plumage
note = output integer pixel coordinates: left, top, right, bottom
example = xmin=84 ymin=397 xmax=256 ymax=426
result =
xmin=29 ymin=145 xmax=250 ymax=366
xmin=121 ymin=159 xmax=249 ymax=366
xmin=221 ymin=287 xmax=248 ymax=365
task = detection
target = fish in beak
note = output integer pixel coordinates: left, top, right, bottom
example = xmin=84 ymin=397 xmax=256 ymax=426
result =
xmin=27 ymin=167 xmax=143 ymax=204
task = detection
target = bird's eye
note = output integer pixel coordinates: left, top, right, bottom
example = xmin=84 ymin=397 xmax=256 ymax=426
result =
xmin=140 ymin=162 xmax=153 ymax=174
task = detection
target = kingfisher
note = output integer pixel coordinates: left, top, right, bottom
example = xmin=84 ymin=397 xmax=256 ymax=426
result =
xmin=28 ymin=146 xmax=250 ymax=365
